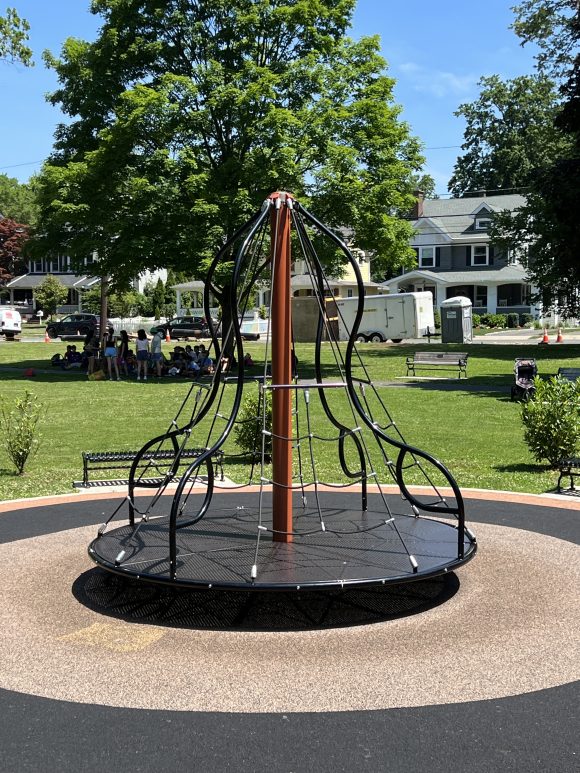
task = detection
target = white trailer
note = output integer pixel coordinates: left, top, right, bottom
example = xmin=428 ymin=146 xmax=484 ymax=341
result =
xmin=336 ymin=292 xmax=434 ymax=343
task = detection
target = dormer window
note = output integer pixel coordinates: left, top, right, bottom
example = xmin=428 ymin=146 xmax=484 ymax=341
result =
xmin=475 ymin=218 xmax=492 ymax=230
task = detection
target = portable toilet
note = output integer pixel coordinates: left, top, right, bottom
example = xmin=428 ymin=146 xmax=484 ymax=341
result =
xmin=440 ymin=296 xmax=473 ymax=344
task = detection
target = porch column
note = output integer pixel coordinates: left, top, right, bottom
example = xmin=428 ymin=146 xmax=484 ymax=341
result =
xmin=176 ymin=289 xmax=182 ymax=314
xmin=487 ymin=285 xmax=497 ymax=313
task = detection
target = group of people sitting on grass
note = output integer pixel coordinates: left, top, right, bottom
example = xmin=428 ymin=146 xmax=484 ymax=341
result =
xmin=54 ymin=326 xmax=257 ymax=382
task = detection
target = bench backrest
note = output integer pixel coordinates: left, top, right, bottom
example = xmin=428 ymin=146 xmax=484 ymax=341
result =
xmin=413 ymin=351 xmax=468 ymax=364
xmin=557 ymin=368 xmax=580 ymax=381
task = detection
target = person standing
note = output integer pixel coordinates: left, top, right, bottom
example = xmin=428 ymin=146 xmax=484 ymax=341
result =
xmin=135 ymin=328 xmax=149 ymax=381
xmin=103 ymin=326 xmax=120 ymax=381
xmin=117 ymin=330 xmax=130 ymax=377
xmin=83 ymin=330 xmax=98 ymax=376
xmin=150 ymin=327 xmax=164 ymax=378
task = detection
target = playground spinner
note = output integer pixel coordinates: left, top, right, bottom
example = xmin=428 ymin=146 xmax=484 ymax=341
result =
xmin=89 ymin=192 xmax=477 ymax=590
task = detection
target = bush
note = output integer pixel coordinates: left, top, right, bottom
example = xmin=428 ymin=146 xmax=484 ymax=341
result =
xmin=520 ymin=313 xmax=534 ymax=327
xmin=433 ymin=308 xmax=441 ymax=330
xmin=521 ymin=377 xmax=580 ymax=467
xmin=481 ymin=313 xmax=507 ymax=328
xmin=234 ymin=389 xmax=272 ymax=458
xmin=0 ymin=391 xmax=43 ymax=475
xmin=507 ymin=313 xmax=519 ymax=329
xmin=471 ymin=313 xmax=481 ymax=327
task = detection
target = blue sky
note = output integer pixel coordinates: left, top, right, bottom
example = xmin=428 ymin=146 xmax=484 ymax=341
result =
xmin=0 ymin=0 xmax=538 ymax=193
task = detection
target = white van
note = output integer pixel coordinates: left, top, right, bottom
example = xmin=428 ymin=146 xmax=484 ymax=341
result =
xmin=0 ymin=307 xmax=22 ymax=339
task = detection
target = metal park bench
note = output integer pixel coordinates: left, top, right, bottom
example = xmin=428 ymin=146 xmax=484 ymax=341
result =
xmin=557 ymin=457 xmax=580 ymax=493
xmin=406 ymin=351 xmax=469 ymax=379
xmin=74 ymin=447 xmax=225 ymax=488
xmin=557 ymin=368 xmax=580 ymax=382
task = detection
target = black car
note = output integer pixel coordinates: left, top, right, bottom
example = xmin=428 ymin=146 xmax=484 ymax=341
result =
xmin=151 ymin=316 xmax=210 ymax=340
xmin=46 ymin=313 xmax=105 ymax=340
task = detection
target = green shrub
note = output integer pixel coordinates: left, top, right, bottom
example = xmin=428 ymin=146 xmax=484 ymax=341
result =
xmin=520 ymin=313 xmax=534 ymax=327
xmin=521 ymin=377 xmax=580 ymax=467
xmin=258 ymin=305 xmax=268 ymax=320
xmin=471 ymin=313 xmax=481 ymax=327
xmin=234 ymin=389 xmax=272 ymax=458
xmin=0 ymin=391 xmax=44 ymax=475
xmin=507 ymin=313 xmax=519 ymax=329
xmin=433 ymin=307 xmax=441 ymax=330
xmin=482 ymin=313 xmax=507 ymax=328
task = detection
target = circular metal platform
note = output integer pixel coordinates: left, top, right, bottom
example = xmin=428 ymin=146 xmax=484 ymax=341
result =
xmin=88 ymin=492 xmax=477 ymax=590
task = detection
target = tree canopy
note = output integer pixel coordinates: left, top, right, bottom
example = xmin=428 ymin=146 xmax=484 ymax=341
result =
xmin=448 ymin=74 xmax=569 ymax=196
xmin=0 ymin=216 xmax=28 ymax=285
xmin=0 ymin=6 xmax=32 ymax=66
xmin=32 ymin=0 xmax=427 ymax=289
xmin=512 ymin=0 xmax=578 ymax=80
xmin=0 ymin=174 xmax=38 ymax=224
xmin=491 ymin=0 xmax=580 ymax=316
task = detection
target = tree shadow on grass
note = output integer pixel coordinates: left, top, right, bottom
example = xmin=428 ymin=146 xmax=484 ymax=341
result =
xmin=493 ymin=462 xmax=549 ymax=474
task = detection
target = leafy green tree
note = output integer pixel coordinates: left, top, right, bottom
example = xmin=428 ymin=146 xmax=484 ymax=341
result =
xmin=32 ymin=0 xmax=426 ymax=297
xmin=34 ymin=274 xmax=68 ymax=319
xmin=0 ymin=174 xmax=38 ymax=225
xmin=0 ymin=6 xmax=32 ymax=66
xmin=512 ymin=0 xmax=578 ymax=80
xmin=449 ymin=74 xmax=568 ymax=195
xmin=492 ymin=1 xmax=580 ymax=315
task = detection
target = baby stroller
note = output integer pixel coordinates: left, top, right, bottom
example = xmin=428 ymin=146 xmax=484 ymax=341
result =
xmin=511 ymin=358 xmax=537 ymax=401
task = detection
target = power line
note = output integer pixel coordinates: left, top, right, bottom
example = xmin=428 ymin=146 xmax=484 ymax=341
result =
xmin=0 ymin=160 xmax=44 ymax=171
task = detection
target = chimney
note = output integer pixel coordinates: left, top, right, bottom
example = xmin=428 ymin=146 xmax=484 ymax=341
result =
xmin=411 ymin=189 xmax=425 ymax=219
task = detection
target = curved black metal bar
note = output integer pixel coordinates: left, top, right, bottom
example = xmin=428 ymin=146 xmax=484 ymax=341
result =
xmin=296 ymin=202 xmax=466 ymax=556
xmin=291 ymin=210 xmax=368 ymax=510
xmin=167 ymin=201 xmax=272 ymax=577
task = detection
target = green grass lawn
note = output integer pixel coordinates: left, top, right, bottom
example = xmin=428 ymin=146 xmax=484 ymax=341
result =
xmin=1 ymin=339 xmax=578 ymax=501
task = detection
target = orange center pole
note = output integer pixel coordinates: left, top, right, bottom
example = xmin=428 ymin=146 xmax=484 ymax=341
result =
xmin=270 ymin=192 xmax=293 ymax=543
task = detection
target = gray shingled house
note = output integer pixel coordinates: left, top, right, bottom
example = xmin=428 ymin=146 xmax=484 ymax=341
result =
xmin=382 ymin=193 xmax=540 ymax=318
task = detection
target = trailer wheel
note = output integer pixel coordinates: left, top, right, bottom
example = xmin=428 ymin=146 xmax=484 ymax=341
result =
xmin=355 ymin=334 xmax=367 ymax=343
xmin=391 ymin=338 xmax=403 ymax=344
xmin=369 ymin=333 xmax=384 ymax=343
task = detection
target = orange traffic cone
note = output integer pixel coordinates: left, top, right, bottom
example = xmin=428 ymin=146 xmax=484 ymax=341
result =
xmin=44 ymin=329 xmax=50 ymax=343
xmin=165 ymin=328 xmax=171 ymax=343
xmin=540 ymin=327 xmax=549 ymax=344
xmin=556 ymin=327 xmax=564 ymax=343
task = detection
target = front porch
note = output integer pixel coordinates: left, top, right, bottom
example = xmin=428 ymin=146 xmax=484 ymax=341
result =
xmin=382 ymin=266 xmax=538 ymax=318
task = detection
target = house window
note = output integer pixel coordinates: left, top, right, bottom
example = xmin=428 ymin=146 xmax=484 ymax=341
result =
xmin=474 ymin=287 xmax=487 ymax=307
xmin=471 ymin=245 xmax=489 ymax=266
xmin=33 ymin=260 xmax=43 ymax=273
xmin=475 ymin=218 xmax=491 ymax=230
xmin=419 ymin=246 xmax=435 ymax=268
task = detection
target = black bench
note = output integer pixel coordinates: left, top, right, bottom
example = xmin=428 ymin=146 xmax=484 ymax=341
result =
xmin=406 ymin=351 xmax=469 ymax=379
xmin=74 ymin=447 xmax=225 ymax=488
xmin=557 ymin=457 xmax=580 ymax=493
xmin=557 ymin=368 xmax=580 ymax=382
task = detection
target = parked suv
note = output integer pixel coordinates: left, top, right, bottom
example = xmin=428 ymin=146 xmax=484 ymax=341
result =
xmin=150 ymin=316 xmax=210 ymax=340
xmin=45 ymin=313 xmax=104 ymax=340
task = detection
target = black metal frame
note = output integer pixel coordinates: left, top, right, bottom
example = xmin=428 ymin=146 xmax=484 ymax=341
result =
xmin=88 ymin=194 xmax=477 ymax=591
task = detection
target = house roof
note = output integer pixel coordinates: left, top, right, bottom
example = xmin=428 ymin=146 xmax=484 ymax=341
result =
xmin=6 ymin=273 xmax=99 ymax=289
xmin=413 ymin=194 xmax=526 ymax=243
xmin=382 ymin=264 xmax=529 ymax=288
xmin=170 ymin=281 xmax=205 ymax=292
